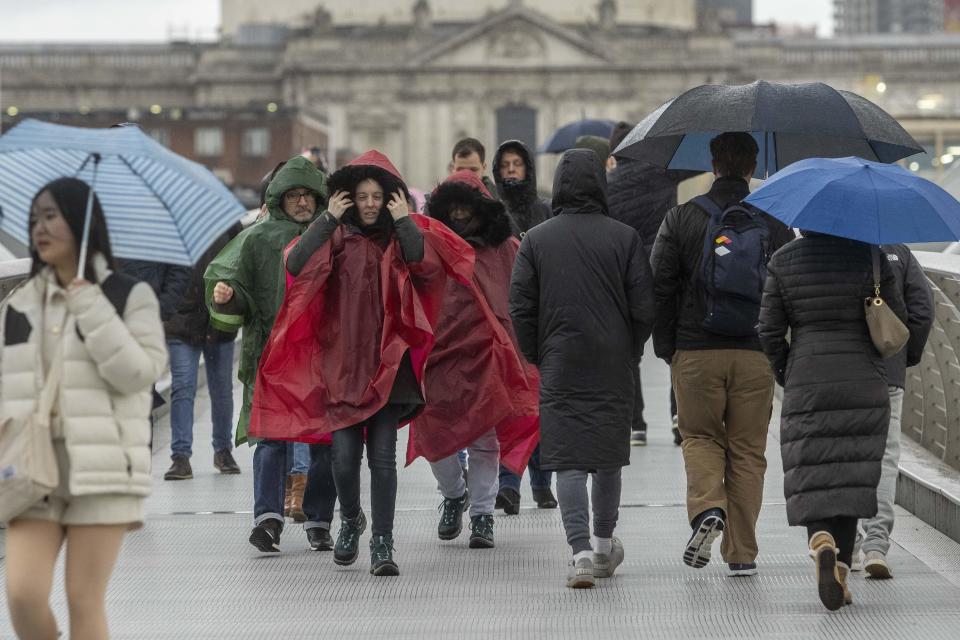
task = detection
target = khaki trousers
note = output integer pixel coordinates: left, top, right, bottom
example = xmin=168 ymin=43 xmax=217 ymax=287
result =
xmin=672 ymin=349 xmax=774 ymax=564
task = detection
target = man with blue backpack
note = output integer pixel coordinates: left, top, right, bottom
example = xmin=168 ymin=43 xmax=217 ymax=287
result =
xmin=650 ymin=132 xmax=794 ymax=578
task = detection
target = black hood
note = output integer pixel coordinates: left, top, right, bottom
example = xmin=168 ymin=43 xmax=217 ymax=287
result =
xmin=428 ymin=178 xmax=515 ymax=247
xmin=552 ymin=149 xmax=608 ymax=216
xmin=326 ymin=161 xmax=411 ymax=239
xmin=493 ymin=139 xmax=539 ymax=202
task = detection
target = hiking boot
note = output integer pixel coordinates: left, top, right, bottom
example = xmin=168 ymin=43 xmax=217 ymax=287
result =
xmin=469 ymin=515 xmax=495 ymax=549
xmin=334 ymin=510 xmax=367 ymax=566
xmin=164 ymin=454 xmax=193 ymax=481
xmin=683 ymin=508 xmax=725 ymax=569
xmin=213 ymin=449 xmax=241 ymax=475
xmin=864 ymin=550 xmax=892 ymax=579
xmin=630 ymin=430 xmax=648 ymax=446
xmin=593 ymin=537 xmax=625 ymax=578
xmin=370 ymin=534 xmax=399 ymax=576
xmin=288 ymin=473 xmax=307 ymax=523
xmin=566 ymin=556 xmax=595 ymax=589
xmin=727 ymin=562 xmax=758 ymax=577
xmin=438 ymin=492 xmax=469 ymax=540
xmin=837 ymin=562 xmax=853 ymax=605
xmin=809 ymin=530 xmax=844 ymax=611
xmin=249 ymin=518 xmax=282 ymax=553
xmin=496 ymin=487 xmax=521 ymax=515
xmin=532 ymin=487 xmax=557 ymax=509
xmin=671 ymin=416 xmax=683 ymax=446
xmin=306 ymin=527 xmax=333 ymax=551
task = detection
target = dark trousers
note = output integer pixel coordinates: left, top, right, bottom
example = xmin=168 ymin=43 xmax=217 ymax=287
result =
xmin=806 ymin=517 xmax=858 ymax=566
xmin=498 ymin=444 xmax=553 ymax=492
xmin=303 ymin=444 xmax=338 ymax=530
xmin=253 ymin=439 xmax=287 ymax=525
xmin=331 ymin=405 xmax=403 ymax=536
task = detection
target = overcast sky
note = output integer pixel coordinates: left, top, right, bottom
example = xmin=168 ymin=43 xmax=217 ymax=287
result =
xmin=0 ymin=0 xmax=834 ymax=42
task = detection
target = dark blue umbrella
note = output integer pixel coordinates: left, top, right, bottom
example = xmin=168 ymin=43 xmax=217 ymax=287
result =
xmin=744 ymin=157 xmax=960 ymax=244
xmin=538 ymin=119 xmax=616 ymax=154
xmin=612 ymin=81 xmax=924 ymax=177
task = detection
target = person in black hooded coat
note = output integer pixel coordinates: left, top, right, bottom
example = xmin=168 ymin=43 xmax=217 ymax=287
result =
xmin=493 ymin=140 xmax=552 ymax=233
xmin=509 ymin=149 xmax=655 ymax=588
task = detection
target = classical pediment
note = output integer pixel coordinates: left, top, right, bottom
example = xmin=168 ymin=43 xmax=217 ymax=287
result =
xmin=408 ymin=5 xmax=611 ymax=68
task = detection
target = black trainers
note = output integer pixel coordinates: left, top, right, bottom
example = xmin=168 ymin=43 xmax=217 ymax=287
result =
xmin=438 ymin=492 xmax=469 ymax=540
xmin=307 ymin=527 xmax=334 ymax=551
xmin=334 ymin=510 xmax=367 ymax=566
xmin=469 ymin=515 xmax=495 ymax=549
xmin=213 ymin=449 xmax=241 ymax=474
xmin=532 ymin=486 xmax=558 ymax=509
xmin=683 ymin=508 xmax=725 ymax=569
xmin=163 ymin=454 xmax=193 ymax=481
xmin=630 ymin=430 xmax=648 ymax=446
xmin=249 ymin=518 xmax=282 ymax=553
xmin=496 ymin=487 xmax=521 ymax=515
xmin=370 ymin=534 xmax=399 ymax=576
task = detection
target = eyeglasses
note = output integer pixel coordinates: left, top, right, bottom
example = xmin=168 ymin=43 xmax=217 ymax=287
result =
xmin=283 ymin=190 xmax=316 ymax=203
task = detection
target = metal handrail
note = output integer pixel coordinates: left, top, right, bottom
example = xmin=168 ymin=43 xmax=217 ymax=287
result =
xmin=0 ymin=259 xmax=31 ymax=302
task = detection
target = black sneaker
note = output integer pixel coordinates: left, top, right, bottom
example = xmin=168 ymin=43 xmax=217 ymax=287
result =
xmin=307 ymin=527 xmax=334 ymax=551
xmin=630 ymin=430 xmax=648 ymax=446
xmin=370 ymin=534 xmax=399 ymax=576
xmin=334 ymin=510 xmax=367 ymax=566
xmin=163 ymin=454 xmax=193 ymax=481
xmin=213 ymin=449 xmax=241 ymax=475
xmin=249 ymin=518 xmax=282 ymax=553
xmin=438 ymin=492 xmax=469 ymax=540
xmin=683 ymin=508 xmax=725 ymax=569
xmin=496 ymin=487 xmax=521 ymax=515
xmin=469 ymin=515 xmax=495 ymax=549
xmin=532 ymin=487 xmax=558 ymax=509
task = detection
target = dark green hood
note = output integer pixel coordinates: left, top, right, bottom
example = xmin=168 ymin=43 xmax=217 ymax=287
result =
xmin=265 ymin=156 xmax=329 ymax=222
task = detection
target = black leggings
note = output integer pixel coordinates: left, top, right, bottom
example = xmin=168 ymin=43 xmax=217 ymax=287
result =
xmin=806 ymin=516 xmax=858 ymax=566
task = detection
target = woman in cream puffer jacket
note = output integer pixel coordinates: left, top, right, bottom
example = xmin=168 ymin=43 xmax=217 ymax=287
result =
xmin=2 ymin=178 xmax=167 ymax=640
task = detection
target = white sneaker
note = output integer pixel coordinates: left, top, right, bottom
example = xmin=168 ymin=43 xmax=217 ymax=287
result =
xmin=566 ymin=557 xmax=595 ymax=589
xmin=593 ymin=537 xmax=625 ymax=578
xmin=851 ymin=550 xmax=863 ymax=572
xmin=864 ymin=550 xmax=892 ymax=579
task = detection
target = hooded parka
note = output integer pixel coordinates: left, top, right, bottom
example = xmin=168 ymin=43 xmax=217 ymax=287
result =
xmin=493 ymin=140 xmax=552 ymax=233
xmin=509 ymin=149 xmax=656 ymax=471
xmin=203 ymin=156 xmax=327 ymax=443
xmin=758 ymin=234 xmax=908 ymax=525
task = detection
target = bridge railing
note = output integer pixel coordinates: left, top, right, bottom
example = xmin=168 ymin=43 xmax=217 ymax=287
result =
xmin=0 ymin=259 xmax=30 ymax=302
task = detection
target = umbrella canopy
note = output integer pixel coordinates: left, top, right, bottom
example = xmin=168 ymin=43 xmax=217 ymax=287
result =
xmin=744 ymin=156 xmax=960 ymax=244
xmin=538 ymin=118 xmax=616 ymax=154
xmin=612 ymin=81 xmax=923 ymax=177
xmin=0 ymin=119 xmax=246 ymax=265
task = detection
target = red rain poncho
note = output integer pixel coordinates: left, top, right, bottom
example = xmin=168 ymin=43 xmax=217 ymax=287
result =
xmin=407 ymin=170 xmax=540 ymax=474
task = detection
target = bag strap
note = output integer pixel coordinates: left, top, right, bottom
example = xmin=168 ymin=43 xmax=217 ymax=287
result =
xmin=692 ymin=195 xmax=724 ymax=220
xmin=870 ymin=245 xmax=882 ymax=299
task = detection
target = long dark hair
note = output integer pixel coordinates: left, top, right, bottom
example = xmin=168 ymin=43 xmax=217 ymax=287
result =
xmin=29 ymin=177 xmax=116 ymax=278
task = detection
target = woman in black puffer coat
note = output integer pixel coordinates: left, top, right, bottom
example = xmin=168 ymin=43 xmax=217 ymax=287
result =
xmin=758 ymin=231 xmax=906 ymax=611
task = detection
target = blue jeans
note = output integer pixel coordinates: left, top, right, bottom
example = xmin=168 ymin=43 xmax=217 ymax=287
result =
xmin=303 ymin=444 xmax=338 ymax=531
xmin=499 ymin=444 xmax=553 ymax=492
xmin=288 ymin=442 xmax=310 ymax=475
xmin=168 ymin=339 xmax=235 ymax=458
xmin=254 ymin=439 xmax=287 ymax=525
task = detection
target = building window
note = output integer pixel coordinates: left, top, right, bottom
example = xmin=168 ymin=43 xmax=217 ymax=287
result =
xmin=194 ymin=127 xmax=223 ymax=157
xmin=242 ymin=127 xmax=270 ymax=157
xmin=148 ymin=128 xmax=170 ymax=147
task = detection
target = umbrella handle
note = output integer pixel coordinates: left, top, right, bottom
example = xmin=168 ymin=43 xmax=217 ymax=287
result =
xmin=77 ymin=153 xmax=101 ymax=281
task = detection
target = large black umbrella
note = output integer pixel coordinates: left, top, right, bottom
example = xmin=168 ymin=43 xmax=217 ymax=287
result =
xmin=612 ymin=80 xmax=924 ymax=177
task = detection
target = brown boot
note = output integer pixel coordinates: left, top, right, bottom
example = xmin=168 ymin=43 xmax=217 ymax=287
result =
xmin=809 ymin=531 xmax=844 ymax=611
xmin=837 ymin=562 xmax=853 ymax=605
xmin=284 ymin=475 xmax=293 ymax=518
xmin=288 ymin=473 xmax=307 ymax=522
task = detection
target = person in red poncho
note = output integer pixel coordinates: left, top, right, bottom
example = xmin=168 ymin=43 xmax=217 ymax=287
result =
xmin=409 ymin=170 xmax=540 ymax=549
xmin=251 ymin=151 xmax=474 ymax=577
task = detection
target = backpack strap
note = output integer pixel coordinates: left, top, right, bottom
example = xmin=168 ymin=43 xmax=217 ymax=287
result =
xmin=692 ymin=195 xmax=724 ymax=219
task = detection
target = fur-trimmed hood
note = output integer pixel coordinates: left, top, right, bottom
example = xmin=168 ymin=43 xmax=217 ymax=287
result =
xmin=326 ymin=150 xmax=413 ymax=233
xmin=428 ymin=170 xmax=515 ymax=247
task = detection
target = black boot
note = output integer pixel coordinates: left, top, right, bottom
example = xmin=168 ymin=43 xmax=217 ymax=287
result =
xmin=370 ymin=534 xmax=399 ymax=577
xmin=532 ymin=486 xmax=558 ymax=509
xmin=334 ymin=510 xmax=367 ymax=566
xmin=496 ymin=487 xmax=521 ymax=515
xmin=437 ymin=492 xmax=469 ymax=540
xmin=469 ymin=515 xmax=495 ymax=549
xmin=307 ymin=527 xmax=334 ymax=551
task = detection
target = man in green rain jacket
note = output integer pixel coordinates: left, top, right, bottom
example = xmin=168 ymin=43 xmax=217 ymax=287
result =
xmin=205 ymin=156 xmax=337 ymax=553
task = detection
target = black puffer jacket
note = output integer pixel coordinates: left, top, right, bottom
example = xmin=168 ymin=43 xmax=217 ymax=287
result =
xmin=118 ymin=259 xmax=191 ymax=321
xmin=607 ymin=160 xmax=696 ymax=255
xmin=509 ymin=149 xmax=655 ymax=471
xmin=758 ymin=234 xmax=907 ymax=525
xmin=881 ymin=244 xmax=934 ymax=389
xmin=493 ymin=140 xmax=552 ymax=233
xmin=650 ymin=177 xmax=795 ymax=361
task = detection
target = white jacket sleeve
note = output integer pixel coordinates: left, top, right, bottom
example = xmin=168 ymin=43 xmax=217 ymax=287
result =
xmin=67 ymin=281 xmax=168 ymax=395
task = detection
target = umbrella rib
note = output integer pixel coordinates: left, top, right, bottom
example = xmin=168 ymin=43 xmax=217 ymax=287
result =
xmin=117 ymin=154 xmax=187 ymax=261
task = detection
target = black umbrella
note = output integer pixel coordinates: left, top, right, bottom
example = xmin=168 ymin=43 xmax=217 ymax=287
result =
xmin=612 ymin=80 xmax=924 ymax=177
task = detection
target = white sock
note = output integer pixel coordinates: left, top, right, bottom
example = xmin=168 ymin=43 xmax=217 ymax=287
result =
xmin=592 ymin=536 xmax=612 ymax=555
xmin=573 ymin=550 xmax=593 ymax=564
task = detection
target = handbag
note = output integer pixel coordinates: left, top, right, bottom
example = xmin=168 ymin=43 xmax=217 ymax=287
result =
xmin=0 ymin=319 xmax=64 ymax=523
xmin=864 ymin=246 xmax=909 ymax=359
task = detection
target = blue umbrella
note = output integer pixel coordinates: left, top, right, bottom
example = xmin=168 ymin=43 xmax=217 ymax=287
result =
xmin=0 ymin=119 xmax=246 ymax=267
xmin=538 ymin=119 xmax=616 ymax=154
xmin=744 ymin=156 xmax=960 ymax=244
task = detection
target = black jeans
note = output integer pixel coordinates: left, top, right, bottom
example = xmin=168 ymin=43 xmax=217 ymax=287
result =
xmin=806 ymin=516 xmax=858 ymax=566
xmin=302 ymin=444 xmax=338 ymax=530
xmin=331 ymin=404 xmax=403 ymax=536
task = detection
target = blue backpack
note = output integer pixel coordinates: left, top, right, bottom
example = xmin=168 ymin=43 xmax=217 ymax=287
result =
xmin=693 ymin=195 xmax=772 ymax=337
